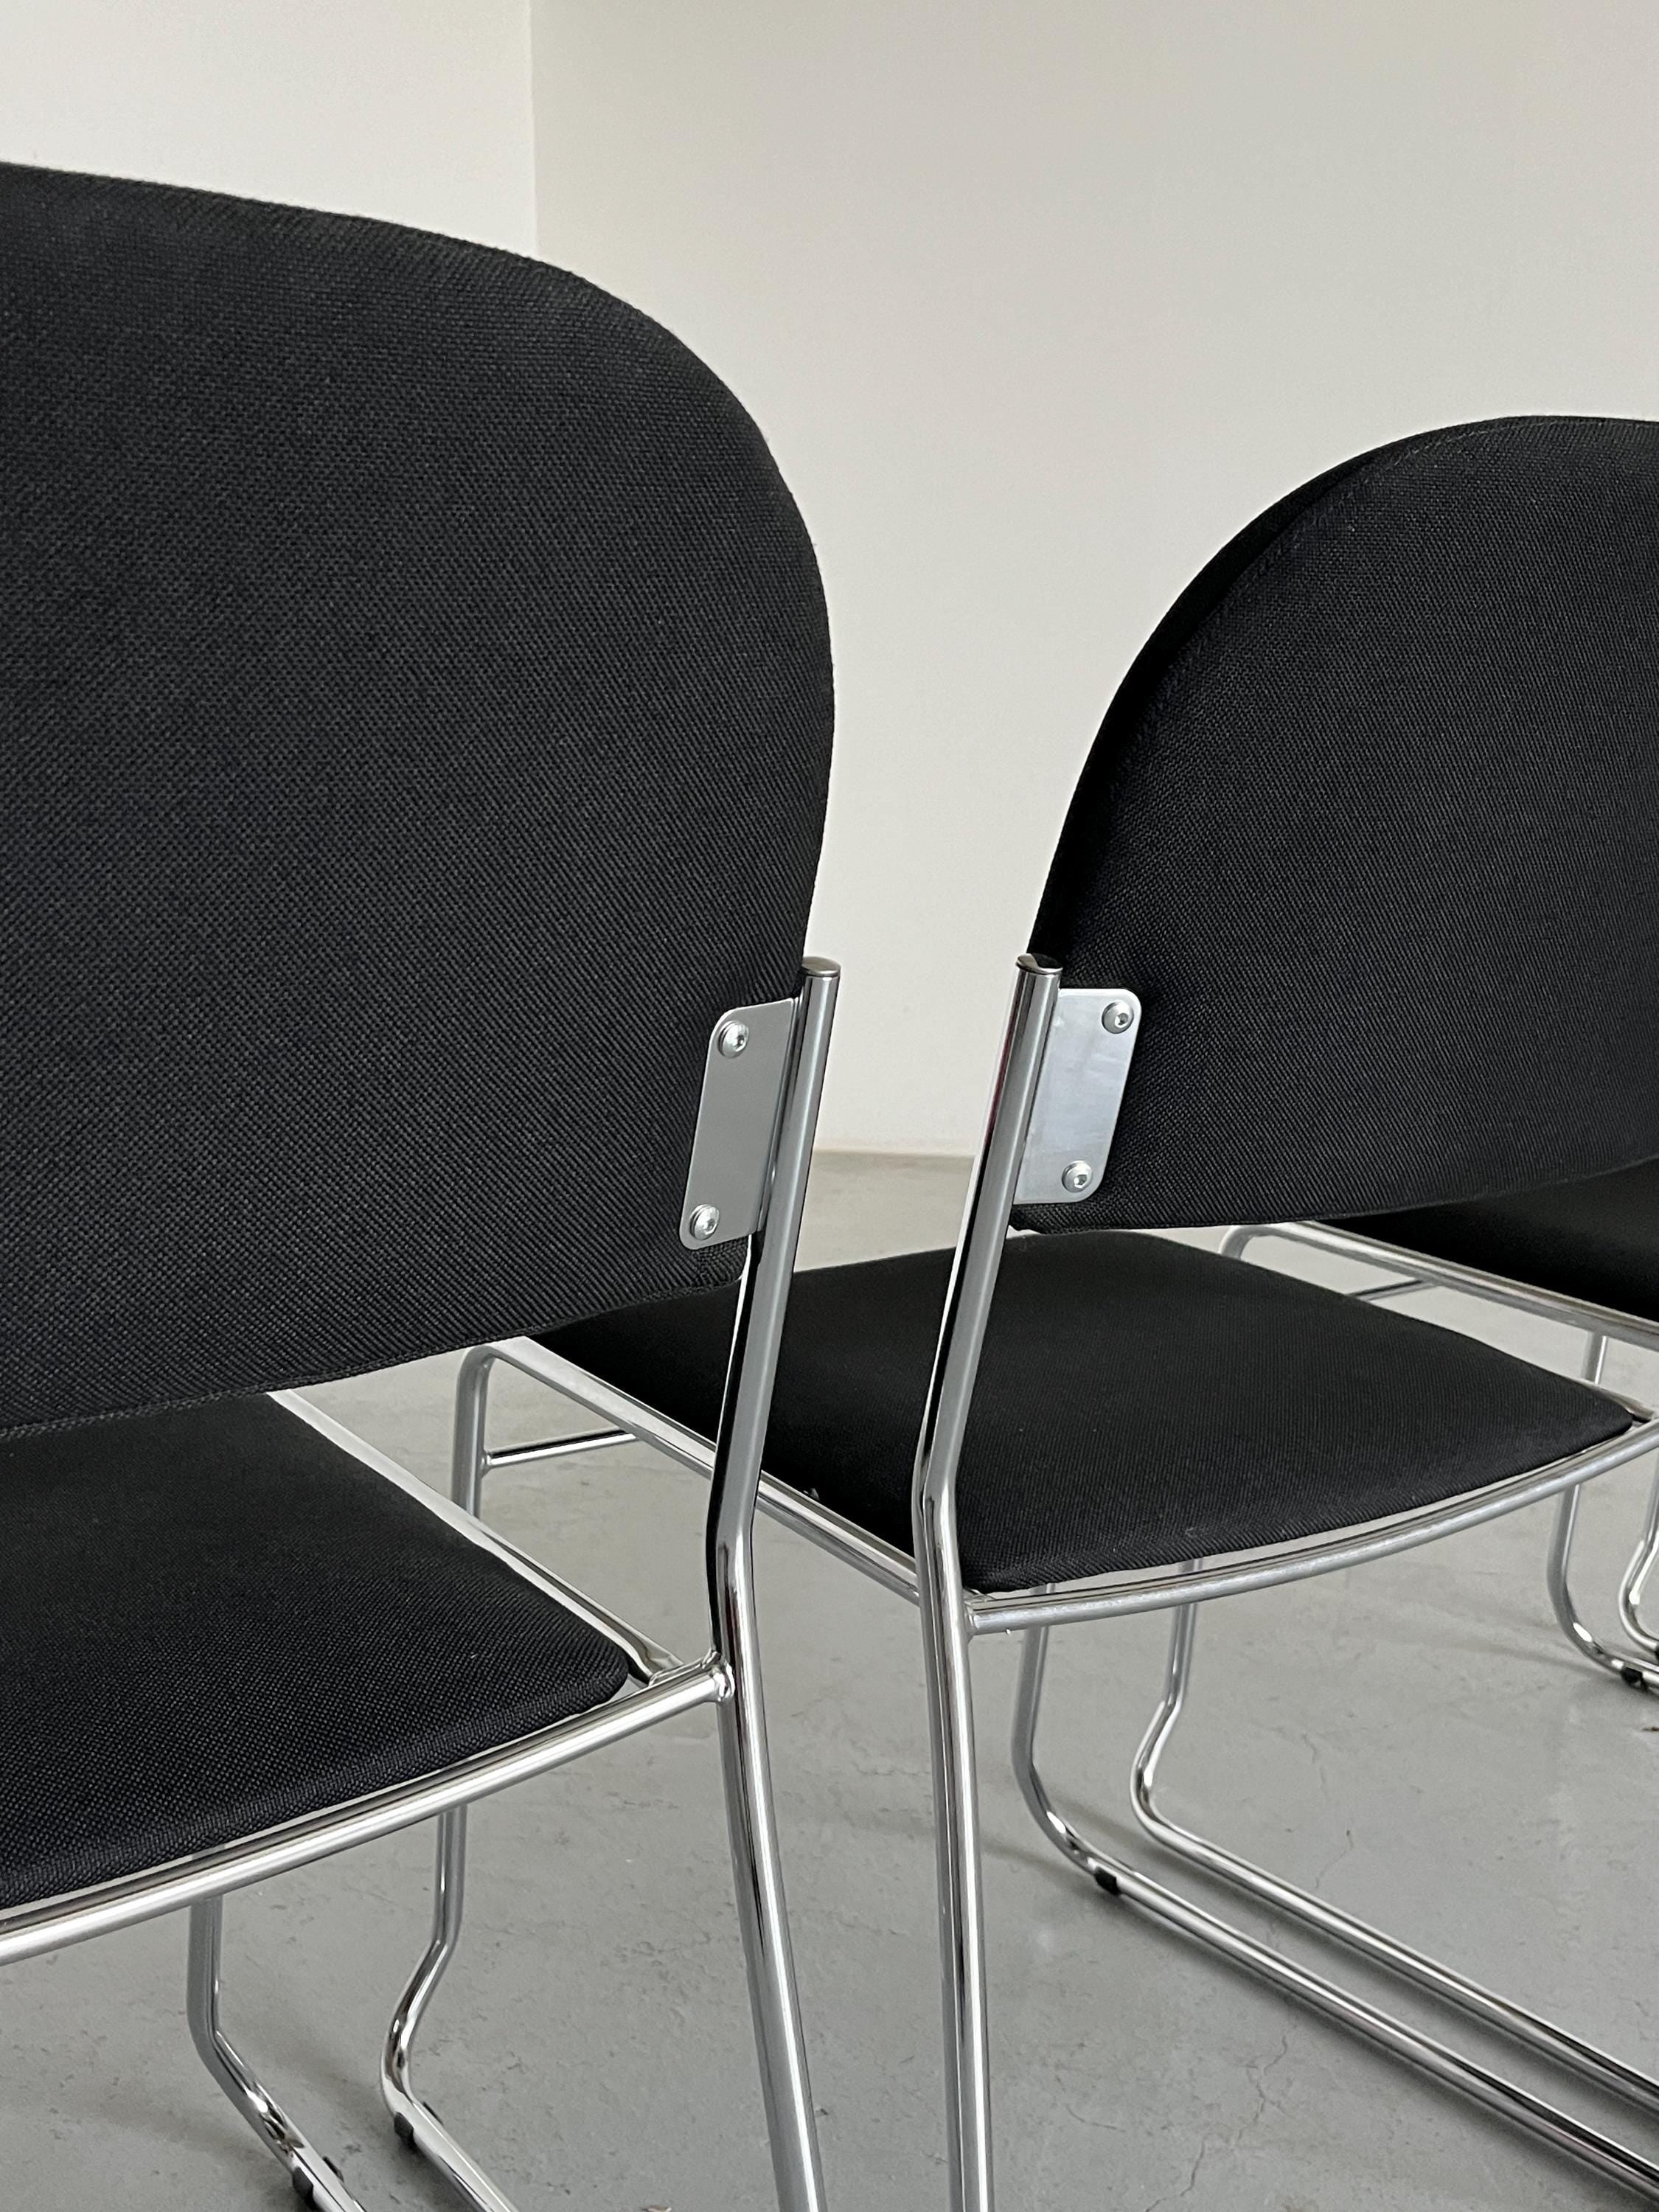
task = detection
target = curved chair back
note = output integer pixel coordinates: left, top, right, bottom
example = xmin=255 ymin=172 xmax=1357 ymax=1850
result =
xmin=0 ymin=164 xmax=832 ymax=1430
xmin=1025 ymin=416 xmax=1659 ymax=1230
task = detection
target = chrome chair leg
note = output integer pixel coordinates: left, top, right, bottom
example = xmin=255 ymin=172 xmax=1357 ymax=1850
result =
xmin=697 ymin=970 xmax=836 ymax=2212
xmin=187 ymin=1895 xmax=369 ymax=2212
xmin=917 ymin=1516 xmax=994 ymax=2212
xmin=1616 ymin=1457 xmax=1659 ymax=1656
xmin=1546 ymin=1336 xmax=1659 ymax=1690
xmin=1007 ymin=1616 xmax=1659 ymax=2199
xmin=1547 ymin=1485 xmax=1659 ymax=1691
xmin=714 ymin=1554 xmax=827 ymax=2212
xmin=378 ymin=1343 xmax=525 ymax=2212
xmin=1129 ymin=1596 xmax=1659 ymax=2107
xmin=380 ymin=1809 xmax=518 ymax=2212
xmin=1009 ymin=1621 xmax=1123 ymax=1891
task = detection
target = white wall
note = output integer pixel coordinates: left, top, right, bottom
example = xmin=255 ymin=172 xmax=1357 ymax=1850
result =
xmin=533 ymin=1 xmax=1659 ymax=1152
xmin=0 ymin=0 xmax=536 ymax=252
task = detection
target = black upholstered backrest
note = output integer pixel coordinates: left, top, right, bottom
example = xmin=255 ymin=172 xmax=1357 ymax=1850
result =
xmin=0 ymin=163 xmax=832 ymax=1432
xmin=1022 ymin=416 xmax=1659 ymax=1232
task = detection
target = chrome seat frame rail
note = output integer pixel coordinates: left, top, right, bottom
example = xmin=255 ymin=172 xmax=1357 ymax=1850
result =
xmin=454 ymin=956 xmax=1659 ymax=2208
xmin=1220 ymin=1218 xmax=1659 ymax=1691
xmin=4 ymin=961 xmax=838 ymax=2212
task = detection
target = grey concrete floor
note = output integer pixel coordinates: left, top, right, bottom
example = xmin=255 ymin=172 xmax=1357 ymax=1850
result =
xmin=9 ymin=1152 xmax=1659 ymax=2211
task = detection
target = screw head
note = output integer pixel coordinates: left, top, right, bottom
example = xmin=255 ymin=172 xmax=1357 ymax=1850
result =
xmin=688 ymin=1204 xmax=721 ymax=1241
xmin=1101 ymin=999 xmax=1135 ymax=1034
xmin=717 ymin=1021 xmax=750 ymax=1058
xmin=1061 ymin=1161 xmax=1093 ymax=1193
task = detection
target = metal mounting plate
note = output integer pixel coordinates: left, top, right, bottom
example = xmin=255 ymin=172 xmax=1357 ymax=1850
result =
xmin=679 ymin=998 xmax=796 ymax=1248
xmin=1014 ymin=987 xmax=1141 ymax=1206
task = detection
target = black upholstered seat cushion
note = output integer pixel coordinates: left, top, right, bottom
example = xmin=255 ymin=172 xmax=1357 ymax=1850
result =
xmin=540 ymin=1233 xmax=1632 ymax=1593
xmin=0 ymin=1394 xmax=629 ymax=1911
xmin=1330 ymin=1160 xmax=1659 ymax=1326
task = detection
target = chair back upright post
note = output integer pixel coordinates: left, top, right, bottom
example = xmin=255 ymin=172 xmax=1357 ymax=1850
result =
xmin=706 ymin=956 xmax=841 ymax=2212
xmin=910 ymin=951 xmax=1062 ymax=2212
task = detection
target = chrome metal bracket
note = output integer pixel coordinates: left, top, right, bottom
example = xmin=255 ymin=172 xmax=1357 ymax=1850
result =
xmin=1014 ymin=987 xmax=1141 ymax=1206
xmin=680 ymin=998 xmax=796 ymax=1248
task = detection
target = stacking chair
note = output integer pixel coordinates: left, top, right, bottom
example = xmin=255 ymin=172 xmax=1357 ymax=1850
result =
xmin=0 ymin=161 xmax=837 ymax=2212
xmin=1223 ymin=1170 xmax=1659 ymax=1692
xmin=466 ymin=417 xmax=1659 ymax=2205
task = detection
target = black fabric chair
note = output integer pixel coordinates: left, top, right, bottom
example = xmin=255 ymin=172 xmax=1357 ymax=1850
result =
xmin=476 ymin=417 xmax=1659 ymax=2208
xmin=1224 ymin=1165 xmax=1659 ymax=1691
xmin=0 ymin=161 xmax=837 ymax=2212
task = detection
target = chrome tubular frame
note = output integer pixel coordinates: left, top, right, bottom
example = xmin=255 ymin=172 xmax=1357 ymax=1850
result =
xmin=5 ymin=965 xmax=837 ymax=2212
xmin=1120 ymin=1596 xmax=1659 ymax=2115
xmin=910 ymin=954 xmax=1061 ymax=2212
xmin=1222 ymin=1218 xmax=1659 ymax=1684
xmin=908 ymin=963 xmax=1659 ymax=2207
xmin=703 ymin=963 xmax=840 ymax=2212
xmin=380 ymin=959 xmax=839 ymax=2212
xmin=1546 ymin=1337 xmax=1659 ymax=1691
xmin=1007 ymin=1611 xmax=1659 ymax=2201
xmin=459 ymin=957 xmax=1659 ymax=2205
xmin=1618 ymin=1467 xmax=1659 ymax=1648
xmin=189 ymin=1893 xmax=369 ymax=2212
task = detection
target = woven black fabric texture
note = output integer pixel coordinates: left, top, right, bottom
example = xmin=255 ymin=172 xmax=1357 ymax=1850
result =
xmin=0 ymin=1392 xmax=628 ymax=1909
xmin=1334 ymin=1158 xmax=1659 ymax=1324
xmin=1020 ymin=415 xmax=1659 ymax=1234
xmin=0 ymin=161 xmax=831 ymax=1434
xmin=540 ymin=1234 xmax=1631 ymax=1592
